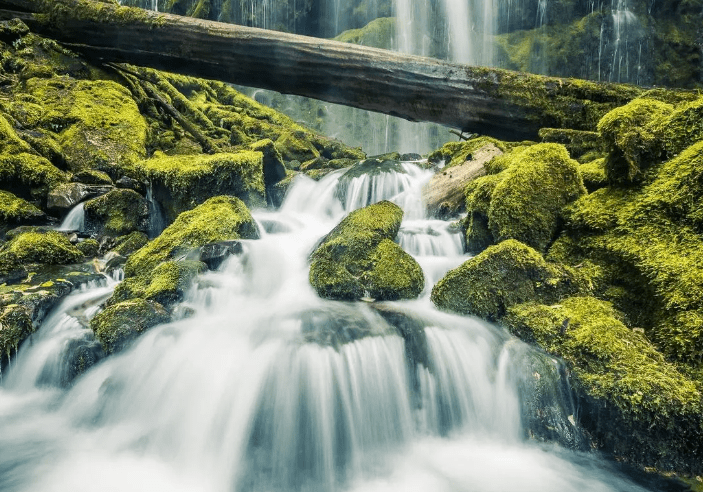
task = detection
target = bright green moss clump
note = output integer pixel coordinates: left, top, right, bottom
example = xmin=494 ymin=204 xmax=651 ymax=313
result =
xmin=0 ymin=231 xmax=82 ymax=266
xmin=428 ymin=136 xmax=508 ymax=168
xmin=125 ymin=196 xmax=259 ymax=276
xmin=310 ymin=201 xmax=423 ymax=300
xmin=505 ymin=297 xmax=703 ymax=469
xmin=0 ymin=190 xmax=45 ymax=227
xmin=0 ymin=304 xmax=33 ymax=367
xmin=90 ymin=298 xmax=170 ymax=354
xmin=430 ymin=239 xmax=582 ymax=320
xmin=142 ymin=151 xmax=265 ymax=223
xmin=111 ymin=260 xmax=206 ymax=308
xmin=25 ymin=76 xmax=147 ymax=173
xmin=597 ymin=98 xmax=673 ymax=184
xmin=0 ymin=153 xmax=68 ymax=203
xmin=83 ymin=189 xmax=149 ymax=237
xmin=487 ymin=144 xmax=586 ymax=252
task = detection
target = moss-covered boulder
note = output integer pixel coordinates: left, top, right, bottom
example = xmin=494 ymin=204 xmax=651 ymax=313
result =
xmin=480 ymin=143 xmax=586 ymax=253
xmin=0 ymin=231 xmax=83 ymax=267
xmin=0 ymin=304 xmax=33 ymax=368
xmin=505 ymin=297 xmax=703 ymax=473
xmin=597 ymin=98 xmax=673 ymax=184
xmin=111 ymin=260 xmax=206 ymax=308
xmin=76 ymin=239 xmax=99 ymax=257
xmin=309 ymin=201 xmax=423 ymax=300
xmin=0 ymin=190 xmax=46 ymax=236
xmin=0 ymin=153 xmax=67 ymax=203
xmin=90 ymin=298 xmax=170 ymax=354
xmin=427 ymin=136 xmax=508 ymax=168
xmin=24 ymin=76 xmax=147 ymax=173
xmin=431 ymin=239 xmax=583 ymax=320
xmin=142 ymin=151 xmax=265 ymax=223
xmin=648 ymin=96 xmax=703 ymax=159
xmin=538 ymin=128 xmax=601 ymax=160
xmin=275 ymin=130 xmax=320 ymax=163
xmin=463 ymin=174 xmax=502 ymax=253
xmin=109 ymin=231 xmax=149 ymax=257
xmin=579 ymin=158 xmax=608 ymax=192
xmin=83 ymin=189 xmax=149 ymax=237
xmin=125 ymin=195 xmax=259 ymax=276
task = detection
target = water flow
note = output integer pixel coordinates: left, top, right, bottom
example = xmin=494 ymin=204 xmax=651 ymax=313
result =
xmin=0 ymin=162 xmax=653 ymax=492
xmin=56 ymin=203 xmax=85 ymax=232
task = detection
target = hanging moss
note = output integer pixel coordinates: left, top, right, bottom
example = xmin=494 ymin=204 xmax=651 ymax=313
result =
xmin=487 ymin=143 xmax=586 ymax=252
xmin=124 ymin=195 xmax=259 ymax=276
xmin=430 ymin=239 xmax=584 ymax=320
xmin=142 ymin=151 xmax=266 ymax=222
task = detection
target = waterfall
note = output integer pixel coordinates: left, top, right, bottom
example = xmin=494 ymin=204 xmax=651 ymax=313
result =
xmin=0 ymin=161 xmax=656 ymax=491
xmin=56 ymin=203 xmax=85 ymax=232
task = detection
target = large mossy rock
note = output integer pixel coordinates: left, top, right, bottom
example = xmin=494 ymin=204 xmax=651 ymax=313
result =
xmin=0 ymin=190 xmax=46 ymax=236
xmin=23 ymin=76 xmax=147 ymax=173
xmin=505 ymin=297 xmax=703 ymax=473
xmin=90 ymin=298 xmax=170 ymax=354
xmin=0 ymin=304 xmax=33 ymax=367
xmin=309 ymin=201 xmax=424 ymax=300
xmin=0 ymin=152 xmax=68 ymax=204
xmin=125 ymin=195 xmax=259 ymax=276
xmin=0 ymin=231 xmax=83 ymax=267
xmin=142 ymin=151 xmax=266 ymax=223
xmin=430 ymin=239 xmax=582 ymax=320
xmin=463 ymin=143 xmax=585 ymax=254
xmin=83 ymin=189 xmax=149 ymax=237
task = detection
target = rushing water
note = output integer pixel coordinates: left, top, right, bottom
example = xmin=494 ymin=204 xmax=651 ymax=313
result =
xmin=0 ymin=162 xmax=654 ymax=492
xmin=56 ymin=203 xmax=85 ymax=233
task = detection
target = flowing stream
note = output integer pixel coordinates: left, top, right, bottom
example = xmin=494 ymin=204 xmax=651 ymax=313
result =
xmin=0 ymin=162 xmax=654 ymax=492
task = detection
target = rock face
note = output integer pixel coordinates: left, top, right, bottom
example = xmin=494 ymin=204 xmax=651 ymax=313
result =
xmin=309 ymin=201 xmax=424 ymax=301
xmin=46 ymin=182 xmax=113 ymax=213
xmin=430 ymin=239 xmax=582 ymax=320
xmin=422 ymin=141 xmax=502 ymax=218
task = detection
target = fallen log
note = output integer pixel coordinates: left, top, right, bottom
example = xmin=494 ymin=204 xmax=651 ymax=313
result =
xmin=0 ymin=0 xmax=645 ymax=140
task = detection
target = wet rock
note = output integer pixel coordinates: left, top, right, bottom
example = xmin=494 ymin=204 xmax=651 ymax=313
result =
xmin=47 ymin=182 xmax=114 ymax=213
xmin=61 ymin=337 xmax=105 ymax=385
xmin=83 ymin=189 xmax=149 ymax=237
xmin=422 ymin=142 xmax=502 ymax=219
xmin=185 ymin=240 xmax=243 ymax=270
xmin=309 ymin=201 xmax=424 ymax=301
xmin=115 ymin=176 xmax=145 ymax=194
xmin=250 ymin=139 xmax=287 ymax=187
xmin=91 ymin=298 xmax=171 ymax=354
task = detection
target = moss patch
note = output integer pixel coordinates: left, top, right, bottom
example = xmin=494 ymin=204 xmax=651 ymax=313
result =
xmin=0 ymin=152 xmax=68 ymax=203
xmin=0 ymin=190 xmax=45 ymax=228
xmin=83 ymin=189 xmax=149 ymax=237
xmin=90 ymin=298 xmax=170 ymax=354
xmin=125 ymin=195 xmax=259 ymax=276
xmin=0 ymin=231 xmax=82 ymax=266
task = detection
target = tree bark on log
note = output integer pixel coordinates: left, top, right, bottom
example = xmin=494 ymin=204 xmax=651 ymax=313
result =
xmin=0 ymin=0 xmax=645 ymax=140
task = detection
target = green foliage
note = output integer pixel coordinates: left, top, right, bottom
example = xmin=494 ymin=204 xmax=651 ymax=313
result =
xmin=430 ymin=239 xmax=583 ymax=320
xmin=125 ymin=196 xmax=259 ymax=276
xmin=309 ymin=201 xmax=422 ymax=300
xmin=487 ymin=143 xmax=586 ymax=252
xmin=597 ymin=98 xmax=673 ymax=183
xmin=90 ymin=298 xmax=170 ymax=354
xmin=83 ymin=189 xmax=148 ymax=237
xmin=334 ymin=17 xmax=396 ymax=50
xmin=0 ymin=231 xmax=82 ymax=266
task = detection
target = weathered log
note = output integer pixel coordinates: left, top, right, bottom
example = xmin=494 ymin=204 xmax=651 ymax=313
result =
xmin=0 ymin=0 xmax=645 ymax=140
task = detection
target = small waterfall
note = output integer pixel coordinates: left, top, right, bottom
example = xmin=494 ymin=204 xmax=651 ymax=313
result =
xmin=56 ymin=203 xmax=85 ymax=232
xmin=146 ymin=182 xmax=167 ymax=239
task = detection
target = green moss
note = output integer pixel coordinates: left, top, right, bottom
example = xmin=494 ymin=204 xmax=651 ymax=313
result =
xmin=504 ymin=297 xmax=702 ymax=468
xmin=0 ymin=190 xmax=45 ymax=225
xmin=141 ymin=151 xmax=265 ymax=222
xmin=71 ymin=169 xmax=113 ymax=185
xmin=0 ymin=152 xmax=68 ymax=202
xmin=309 ymin=201 xmax=422 ymax=301
xmin=0 ymin=112 xmax=32 ymax=155
xmin=430 ymin=239 xmax=583 ymax=320
xmin=487 ymin=143 xmax=586 ymax=252
xmin=334 ymin=17 xmax=396 ymax=50
xmin=111 ymin=260 xmax=206 ymax=308
xmin=428 ymin=136 xmax=508 ymax=168
xmin=24 ymin=76 xmax=147 ymax=173
xmin=76 ymin=239 xmax=99 ymax=257
xmin=275 ymin=131 xmax=320 ymax=163
xmin=110 ymin=231 xmax=149 ymax=257
xmin=125 ymin=196 xmax=259 ymax=276
xmin=0 ymin=231 xmax=82 ymax=265
xmin=0 ymin=304 xmax=33 ymax=366
xmin=83 ymin=189 xmax=148 ymax=237
xmin=90 ymin=298 xmax=170 ymax=354
xmin=579 ymin=158 xmax=608 ymax=192
xmin=464 ymin=174 xmax=502 ymax=253
xmin=364 ymin=239 xmax=424 ymax=300
xmin=538 ymin=128 xmax=601 ymax=159
xmin=648 ymin=96 xmax=703 ymax=160
xmin=597 ymin=98 xmax=673 ymax=183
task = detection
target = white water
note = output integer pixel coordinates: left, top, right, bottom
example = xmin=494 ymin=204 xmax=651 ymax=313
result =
xmin=56 ymin=203 xmax=85 ymax=232
xmin=0 ymin=162 xmax=652 ymax=492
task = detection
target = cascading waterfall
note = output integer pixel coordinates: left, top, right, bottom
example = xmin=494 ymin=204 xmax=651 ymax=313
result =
xmin=0 ymin=160 xmax=656 ymax=492
xmin=56 ymin=203 xmax=85 ymax=232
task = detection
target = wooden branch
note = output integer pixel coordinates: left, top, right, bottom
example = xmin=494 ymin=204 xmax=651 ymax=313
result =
xmin=0 ymin=0 xmax=645 ymax=140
